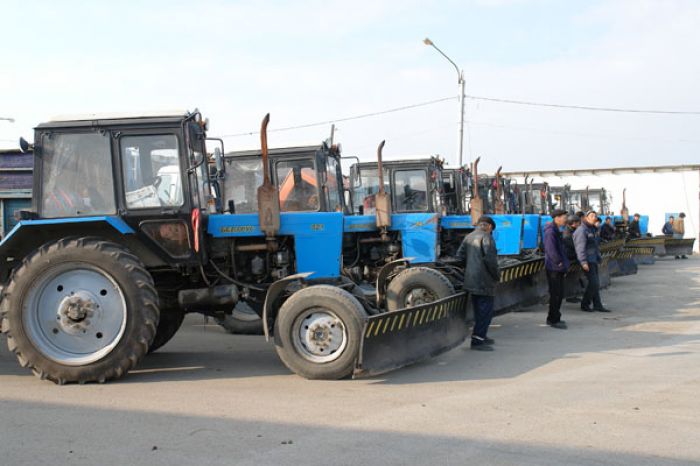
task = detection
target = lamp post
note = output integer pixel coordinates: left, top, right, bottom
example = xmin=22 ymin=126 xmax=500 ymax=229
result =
xmin=423 ymin=38 xmax=466 ymax=168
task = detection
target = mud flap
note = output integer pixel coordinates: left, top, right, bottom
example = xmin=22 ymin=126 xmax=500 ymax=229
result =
xmin=353 ymin=292 xmax=468 ymax=378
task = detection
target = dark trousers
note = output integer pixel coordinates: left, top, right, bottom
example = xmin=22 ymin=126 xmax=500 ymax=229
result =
xmin=582 ymin=263 xmax=603 ymax=309
xmin=471 ymin=294 xmax=494 ymax=341
xmin=546 ymin=270 xmax=565 ymax=323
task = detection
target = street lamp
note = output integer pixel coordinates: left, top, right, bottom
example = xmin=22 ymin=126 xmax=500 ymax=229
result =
xmin=423 ymin=37 xmax=466 ymax=168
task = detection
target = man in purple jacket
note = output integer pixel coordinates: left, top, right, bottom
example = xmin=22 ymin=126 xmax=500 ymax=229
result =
xmin=543 ymin=209 xmax=570 ymax=329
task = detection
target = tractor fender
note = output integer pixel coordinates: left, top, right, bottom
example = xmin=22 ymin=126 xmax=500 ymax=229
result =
xmin=375 ymin=257 xmax=414 ymax=308
xmin=0 ymin=216 xmax=136 ymax=281
xmin=263 ymin=272 xmax=313 ymax=342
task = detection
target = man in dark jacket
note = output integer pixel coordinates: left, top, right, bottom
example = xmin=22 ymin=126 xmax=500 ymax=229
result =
xmin=456 ymin=215 xmax=500 ymax=351
xmin=543 ymin=209 xmax=569 ymax=329
xmin=662 ymin=216 xmax=674 ymax=236
xmin=574 ymin=211 xmax=610 ymax=312
xmin=563 ymin=215 xmax=582 ymax=304
xmin=600 ymin=217 xmax=615 ymax=242
xmin=628 ymin=213 xmax=642 ymax=239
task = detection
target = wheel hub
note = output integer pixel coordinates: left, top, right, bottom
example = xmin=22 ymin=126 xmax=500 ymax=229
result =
xmin=405 ymin=287 xmax=436 ymax=307
xmin=295 ymin=311 xmax=346 ymax=362
xmin=58 ymin=293 xmax=97 ymax=334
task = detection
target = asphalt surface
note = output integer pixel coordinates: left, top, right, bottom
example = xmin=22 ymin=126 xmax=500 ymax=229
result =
xmin=1 ymin=256 xmax=699 ymax=465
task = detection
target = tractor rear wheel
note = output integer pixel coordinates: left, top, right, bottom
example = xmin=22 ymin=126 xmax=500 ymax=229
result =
xmin=385 ymin=266 xmax=454 ymax=311
xmin=274 ymin=285 xmax=366 ymax=380
xmin=0 ymin=237 xmax=159 ymax=384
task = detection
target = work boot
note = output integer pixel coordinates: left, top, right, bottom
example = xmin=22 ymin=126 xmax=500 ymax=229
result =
xmin=594 ymin=307 xmax=612 ymax=312
xmin=470 ymin=342 xmax=494 ymax=351
xmin=675 ymin=256 xmax=680 ymax=259
xmin=483 ymin=337 xmax=495 ymax=345
xmin=580 ymin=305 xmax=594 ymax=312
xmin=547 ymin=320 xmax=567 ymax=329
xmin=682 ymin=255 xmax=688 ymax=259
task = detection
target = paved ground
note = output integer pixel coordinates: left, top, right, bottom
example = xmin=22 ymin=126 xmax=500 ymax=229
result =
xmin=1 ymin=257 xmax=699 ymax=465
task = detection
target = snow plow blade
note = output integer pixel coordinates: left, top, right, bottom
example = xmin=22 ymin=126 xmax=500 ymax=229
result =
xmin=353 ymin=293 xmax=468 ymax=378
xmin=662 ymin=238 xmax=695 ymax=257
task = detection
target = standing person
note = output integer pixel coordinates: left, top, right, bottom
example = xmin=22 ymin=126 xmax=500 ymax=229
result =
xmin=662 ymin=216 xmax=675 ymax=236
xmin=628 ymin=213 xmax=642 ymax=239
xmin=574 ymin=211 xmax=611 ymax=313
xmin=564 ymin=215 xmax=583 ymax=304
xmin=673 ymin=213 xmax=687 ymax=259
xmin=456 ymin=216 xmax=500 ymax=351
xmin=543 ymin=209 xmax=569 ymax=329
xmin=600 ymin=217 xmax=616 ymax=242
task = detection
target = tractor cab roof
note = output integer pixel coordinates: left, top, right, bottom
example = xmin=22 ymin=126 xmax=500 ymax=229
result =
xmin=225 ymin=144 xmax=337 ymax=160
xmin=36 ymin=110 xmax=195 ymax=130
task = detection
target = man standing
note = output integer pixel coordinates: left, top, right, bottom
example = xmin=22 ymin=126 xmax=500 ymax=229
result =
xmin=563 ymin=215 xmax=583 ymax=304
xmin=600 ymin=217 xmax=616 ymax=242
xmin=628 ymin=213 xmax=642 ymax=239
xmin=673 ymin=213 xmax=687 ymax=259
xmin=543 ymin=209 xmax=569 ymax=329
xmin=574 ymin=211 xmax=610 ymax=313
xmin=662 ymin=216 xmax=675 ymax=236
xmin=456 ymin=216 xmax=500 ymax=351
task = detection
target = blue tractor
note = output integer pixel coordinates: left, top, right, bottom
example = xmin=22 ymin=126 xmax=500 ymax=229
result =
xmin=0 ymin=112 xmax=467 ymax=384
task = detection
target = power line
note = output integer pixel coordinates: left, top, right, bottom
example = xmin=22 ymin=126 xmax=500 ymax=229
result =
xmin=465 ymin=95 xmax=700 ymax=115
xmin=220 ymin=96 xmax=457 ymax=137
xmin=220 ymin=93 xmax=700 ymax=138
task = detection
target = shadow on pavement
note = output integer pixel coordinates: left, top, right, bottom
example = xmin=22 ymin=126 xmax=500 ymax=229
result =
xmin=0 ymin=399 xmax=695 ymax=466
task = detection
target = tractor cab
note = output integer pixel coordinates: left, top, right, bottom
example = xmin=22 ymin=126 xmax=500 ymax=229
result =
xmin=349 ymin=157 xmax=444 ymax=216
xmin=3 ymin=111 xmax=214 ymax=274
xmin=224 ymin=143 xmax=345 ymax=214
xmin=549 ymin=185 xmax=572 ymax=213
xmin=569 ymin=187 xmax=611 ymax=215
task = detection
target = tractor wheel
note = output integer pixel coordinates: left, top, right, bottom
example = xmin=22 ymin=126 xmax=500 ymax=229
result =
xmin=0 ymin=237 xmax=159 ymax=384
xmin=148 ymin=308 xmax=185 ymax=353
xmin=217 ymin=302 xmax=264 ymax=335
xmin=274 ymin=285 xmax=366 ymax=380
xmin=385 ymin=266 xmax=455 ymax=312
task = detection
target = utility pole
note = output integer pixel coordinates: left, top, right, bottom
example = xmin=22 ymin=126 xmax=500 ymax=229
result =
xmin=424 ymin=38 xmax=466 ymax=168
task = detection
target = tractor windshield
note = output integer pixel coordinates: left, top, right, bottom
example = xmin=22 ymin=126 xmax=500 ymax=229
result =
xmin=40 ymin=131 xmax=116 ymax=218
xmin=393 ymin=169 xmax=428 ymax=212
xmin=225 ymin=158 xmax=263 ymax=213
xmin=351 ymin=168 xmax=390 ymax=215
xmin=276 ymin=159 xmax=319 ymax=212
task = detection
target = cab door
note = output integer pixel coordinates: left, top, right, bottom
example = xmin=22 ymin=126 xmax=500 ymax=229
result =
xmin=114 ymin=129 xmax=198 ymax=266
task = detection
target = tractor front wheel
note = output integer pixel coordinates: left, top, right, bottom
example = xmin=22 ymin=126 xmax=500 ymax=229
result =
xmin=274 ymin=285 xmax=366 ymax=380
xmin=0 ymin=237 xmax=159 ymax=384
xmin=385 ymin=266 xmax=455 ymax=311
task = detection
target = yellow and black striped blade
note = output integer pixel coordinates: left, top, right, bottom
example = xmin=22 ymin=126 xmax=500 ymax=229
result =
xmin=353 ymin=293 xmax=468 ymax=378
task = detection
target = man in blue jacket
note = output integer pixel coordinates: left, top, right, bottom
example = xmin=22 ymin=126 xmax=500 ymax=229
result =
xmin=544 ymin=209 xmax=569 ymax=329
xmin=574 ymin=211 xmax=610 ymax=312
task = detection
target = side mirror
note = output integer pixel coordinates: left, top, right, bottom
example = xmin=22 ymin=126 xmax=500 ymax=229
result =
xmin=19 ymin=137 xmax=33 ymax=153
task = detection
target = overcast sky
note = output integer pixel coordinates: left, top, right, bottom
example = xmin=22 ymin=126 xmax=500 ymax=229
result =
xmin=1 ymin=0 xmax=698 ymax=172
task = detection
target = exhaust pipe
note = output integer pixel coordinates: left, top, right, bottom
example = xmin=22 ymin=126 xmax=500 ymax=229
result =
xmin=470 ymin=156 xmax=483 ymax=224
